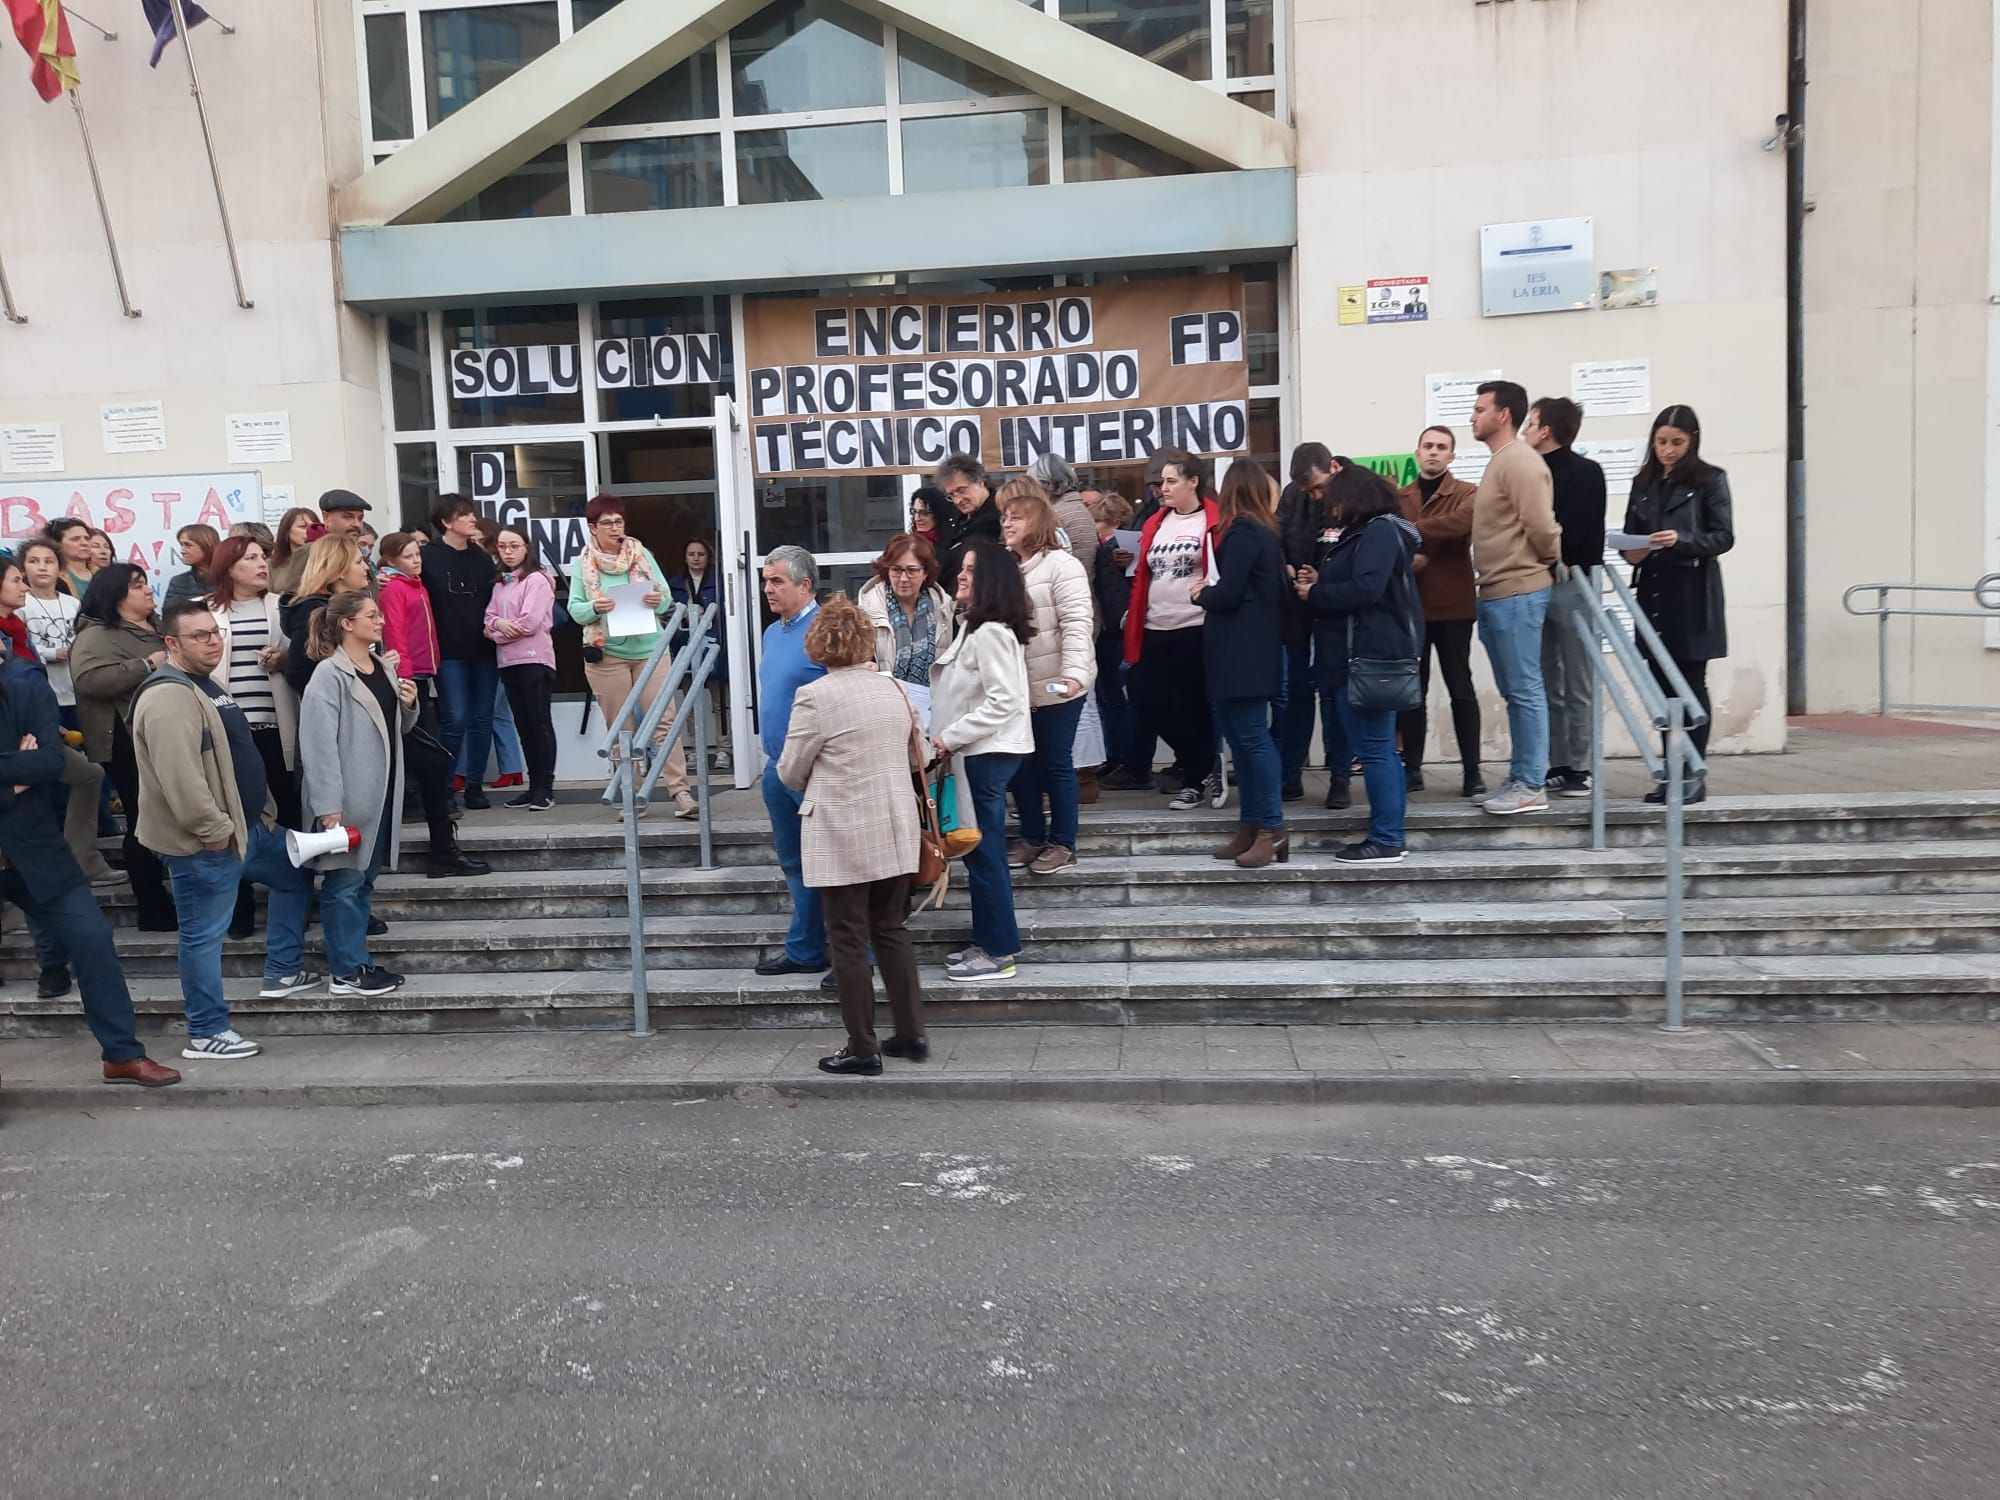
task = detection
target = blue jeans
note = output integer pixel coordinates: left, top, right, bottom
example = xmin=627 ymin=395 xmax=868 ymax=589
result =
xmin=472 ymin=678 xmax=526 ymax=781
xmin=436 ymin=657 xmax=499 ymax=790
xmin=961 ymin=752 xmax=1025 ymax=958
xmin=164 ymin=825 xmax=313 ymax=1036
xmin=0 ymin=869 xmax=144 ymax=1062
xmin=1010 ymin=696 xmax=1086 ymax=850
xmin=320 ymin=835 xmax=387 ymax=978
xmin=1332 ymin=689 xmax=1405 ymax=849
xmin=1282 ymin=639 xmax=1348 ymax=784
xmin=1477 ymin=587 xmax=1552 ymax=791
xmin=1215 ymin=696 xmax=1283 ymax=830
xmin=761 ymin=763 xmax=826 ymax=965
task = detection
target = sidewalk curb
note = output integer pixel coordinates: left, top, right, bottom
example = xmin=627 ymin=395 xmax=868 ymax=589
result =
xmin=7 ymin=1069 xmax=2000 ymax=1110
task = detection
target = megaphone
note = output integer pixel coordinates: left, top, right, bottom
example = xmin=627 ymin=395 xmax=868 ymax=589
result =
xmin=286 ymin=824 xmax=362 ymax=867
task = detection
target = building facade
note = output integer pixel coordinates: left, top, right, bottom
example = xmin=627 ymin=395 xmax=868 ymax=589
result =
xmin=2 ymin=0 xmax=1994 ymax=776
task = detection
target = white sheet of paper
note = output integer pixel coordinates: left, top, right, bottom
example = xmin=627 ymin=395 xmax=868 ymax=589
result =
xmin=902 ymin=681 xmax=933 ymax=735
xmin=1113 ymin=528 xmax=1143 ymax=577
xmin=1 ymin=422 xmax=63 ymax=473
xmin=1604 ymin=529 xmax=1661 ymax=552
xmin=603 ymin=579 xmax=659 ymax=637
xmin=101 ymin=401 xmax=166 ymax=454
xmin=226 ymin=410 xmax=293 ymax=464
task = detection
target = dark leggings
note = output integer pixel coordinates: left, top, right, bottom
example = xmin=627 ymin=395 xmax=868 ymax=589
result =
xmin=1132 ymin=626 xmax=1214 ymax=790
xmin=107 ymin=717 xmax=174 ymax=927
xmin=1644 ymin=647 xmax=1712 ymax=764
xmin=1396 ymin=618 xmax=1481 ymax=772
xmin=500 ymin=663 xmax=558 ymax=797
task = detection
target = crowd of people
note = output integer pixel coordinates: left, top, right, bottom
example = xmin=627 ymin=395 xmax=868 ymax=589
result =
xmin=0 ymin=485 xmax=748 ymax=1085
xmin=2 ymin=384 xmax=1732 ymax=1085
xmin=764 ymin=391 xmax=1734 ymax=1070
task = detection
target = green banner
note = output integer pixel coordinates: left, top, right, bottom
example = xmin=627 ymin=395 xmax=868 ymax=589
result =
xmin=1353 ymin=452 xmax=1418 ymax=487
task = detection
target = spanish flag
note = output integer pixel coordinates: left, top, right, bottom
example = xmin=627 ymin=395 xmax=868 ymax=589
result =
xmin=8 ymin=0 xmax=79 ymax=101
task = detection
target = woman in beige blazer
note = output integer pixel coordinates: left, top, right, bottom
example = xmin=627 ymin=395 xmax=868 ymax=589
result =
xmin=777 ymin=596 xmax=929 ymax=1077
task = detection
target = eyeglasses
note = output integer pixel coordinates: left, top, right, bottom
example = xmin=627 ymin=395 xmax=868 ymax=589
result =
xmin=887 ymin=565 xmax=925 ymax=578
xmin=944 ymin=483 xmax=980 ymax=501
xmin=172 ymin=628 xmax=223 ymax=645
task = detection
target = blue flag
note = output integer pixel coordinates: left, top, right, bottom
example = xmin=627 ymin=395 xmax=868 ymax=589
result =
xmin=140 ymin=0 xmax=208 ymax=68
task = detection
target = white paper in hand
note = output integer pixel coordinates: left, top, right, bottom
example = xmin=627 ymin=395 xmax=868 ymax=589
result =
xmin=603 ymin=579 xmax=658 ymax=637
xmin=1604 ymin=529 xmax=1662 ymax=552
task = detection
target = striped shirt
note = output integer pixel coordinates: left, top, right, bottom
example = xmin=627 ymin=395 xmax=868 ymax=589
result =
xmin=225 ymin=599 xmax=278 ymax=728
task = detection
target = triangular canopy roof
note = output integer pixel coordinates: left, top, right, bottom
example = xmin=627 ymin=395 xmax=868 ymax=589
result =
xmin=337 ymin=0 xmax=1294 ymax=228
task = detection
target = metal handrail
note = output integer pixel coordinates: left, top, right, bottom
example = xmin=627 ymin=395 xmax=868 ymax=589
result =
xmin=1841 ymin=574 xmax=2000 ymax=715
xmin=1562 ymin=566 xmax=1706 ymax=1032
xmin=596 ymin=601 xmax=723 ymax=1037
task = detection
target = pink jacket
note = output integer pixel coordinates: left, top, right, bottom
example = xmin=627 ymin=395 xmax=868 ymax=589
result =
xmin=484 ymin=568 xmax=556 ymax=670
xmin=378 ymin=572 xmax=439 ymax=679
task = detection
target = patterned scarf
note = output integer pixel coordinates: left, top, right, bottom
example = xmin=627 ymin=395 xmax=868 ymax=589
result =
xmin=578 ymin=538 xmax=651 ymax=647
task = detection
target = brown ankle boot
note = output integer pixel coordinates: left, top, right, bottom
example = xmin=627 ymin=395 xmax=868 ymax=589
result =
xmin=1078 ymin=767 xmax=1101 ymax=805
xmin=1212 ymin=825 xmax=1256 ymax=861
xmin=1236 ymin=827 xmax=1290 ymax=869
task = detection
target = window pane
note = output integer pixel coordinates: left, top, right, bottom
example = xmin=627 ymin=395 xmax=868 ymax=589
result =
xmin=753 ymin=475 xmax=904 ymax=557
xmin=1242 ymin=262 xmax=1279 ymax=387
xmin=1061 ymin=111 xmax=1191 ymax=182
xmin=387 ymin=314 xmax=434 ymax=432
xmin=596 ymin=295 xmax=733 ymax=422
xmin=571 ymin=0 xmax=623 ymax=24
xmin=1059 ymin=0 xmax=1209 ymax=81
xmin=1233 ymin=89 xmax=1275 ymax=117
xmin=587 ymin=46 xmax=719 ymax=126
xmin=583 ymin=137 xmax=724 ymax=214
xmin=1225 ymin=0 xmax=1274 ymax=77
xmin=423 ymin=3 xmax=559 ymax=126
xmin=730 ymin=0 xmax=884 ymax=115
xmin=1248 ymin=396 xmax=1281 ymax=483
xmin=897 ymin=32 xmax=1015 ymax=104
xmin=736 ymin=123 xmax=888 ymax=204
xmin=364 ymin=14 xmax=413 ymax=140
xmin=439 ymin=146 xmax=570 ymax=222
xmin=395 ymin=442 xmax=439 ymax=532
xmin=443 ymin=304 xmax=585 ymax=428
xmin=902 ymin=111 xmax=1049 ymax=194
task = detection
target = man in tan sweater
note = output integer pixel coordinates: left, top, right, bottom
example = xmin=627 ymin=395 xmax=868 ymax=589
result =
xmin=1468 ymin=380 xmax=1560 ymax=815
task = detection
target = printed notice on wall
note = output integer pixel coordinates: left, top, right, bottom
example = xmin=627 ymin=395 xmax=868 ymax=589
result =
xmin=261 ymin=484 xmax=296 ymax=526
xmin=1425 ymin=371 xmax=1501 ymax=428
xmin=1366 ymin=277 xmax=1429 ymax=324
xmin=1572 ymin=360 xmax=1651 ymax=418
xmin=1337 ymin=286 xmax=1365 ymax=326
xmin=226 ymin=411 xmax=293 ymax=465
xmin=1575 ymin=439 xmax=1646 ymax=493
xmin=1 ymin=423 xmax=63 ymax=473
xmin=101 ymin=401 xmax=167 ymax=454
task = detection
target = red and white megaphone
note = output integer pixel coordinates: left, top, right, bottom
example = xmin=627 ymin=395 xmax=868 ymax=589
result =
xmin=286 ymin=824 xmax=362 ymax=867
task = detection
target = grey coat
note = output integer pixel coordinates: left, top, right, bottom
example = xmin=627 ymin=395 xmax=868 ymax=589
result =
xmin=298 ymin=646 xmax=416 ymax=872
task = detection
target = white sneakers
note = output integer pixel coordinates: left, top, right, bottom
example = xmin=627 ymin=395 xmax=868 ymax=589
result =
xmin=181 ymin=1028 xmax=261 ymax=1060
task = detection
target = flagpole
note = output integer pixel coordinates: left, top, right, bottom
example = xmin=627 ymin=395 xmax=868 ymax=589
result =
xmin=70 ymin=92 xmax=141 ymax=319
xmin=167 ymin=0 xmax=253 ymax=309
xmin=0 ymin=251 xmax=25 ymax=325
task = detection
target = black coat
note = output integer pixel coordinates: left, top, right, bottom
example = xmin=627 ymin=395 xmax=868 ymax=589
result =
xmin=1274 ymin=479 xmax=1334 ymax=646
xmin=937 ymin=498 xmax=1002 ymax=599
xmin=1090 ymin=534 xmax=1130 ymax=645
xmin=1307 ymin=514 xmax=1422 ymax=688
xmin=1195 ymin=518 xmax=1283 ymax=702
xmin=422 ymin=541 xmax=500 ymax=662
xmin=1545 ymin=446 xmax=1608 ymax=571
xmin=1623 ymin=466 xmax=1734 ymax=662
xmin=281 ymin=592 xmax=327 ymax=700
xmin=0 ymin=655 xmax=84 ymax=903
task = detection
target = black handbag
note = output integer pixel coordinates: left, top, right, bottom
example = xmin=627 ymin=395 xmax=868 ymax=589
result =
xmin=1345 ymin=569 xmax=1422 ymax=713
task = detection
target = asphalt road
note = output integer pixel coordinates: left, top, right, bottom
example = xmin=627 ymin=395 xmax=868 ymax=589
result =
xmin=3 ymin=1099 xmax=1997 ymax=1500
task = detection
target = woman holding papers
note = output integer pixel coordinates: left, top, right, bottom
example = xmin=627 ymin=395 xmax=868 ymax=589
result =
xmin=859 ymin=534 xmax=953 ymax=730
xmin=1620 ymin=404 xmax=1734 ymax=803
xmin=1194 ymin=460 xmax=1287 ymax=868
xmin=567 ymin=495 xmax=698 ymax=820
xmin=999 ymin=479 xmax=1096 ymax=877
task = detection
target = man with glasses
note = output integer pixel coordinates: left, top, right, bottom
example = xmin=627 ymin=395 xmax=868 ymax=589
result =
xmin=130 ymin=599 xmax=320 ymax=1060
xmin=933 ymin=453 xmax=1003 ymax=599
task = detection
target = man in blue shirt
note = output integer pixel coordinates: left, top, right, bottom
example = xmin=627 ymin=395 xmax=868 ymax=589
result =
xmin=754 ymin=545 xmax=828 ymax=976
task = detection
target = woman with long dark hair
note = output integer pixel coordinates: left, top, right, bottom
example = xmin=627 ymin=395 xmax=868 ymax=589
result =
xmin=1195 ymin=459 xmax=1287 ymax=867
xmin=928 ymin=540 xmax=1034 ymax=983
xmin=268 ymin=506 xmax=321 ymax=599
xmin=46 ymin=517 xmax=97 ymax=599
xmin=1123 ymin=448 xmax=1220 ymax=810
xmin=1621 ymin=404 xmax=1734 ymax=802
xmin=666 ymin=535 xmax=730 ymax=775
xmin=166 ymin=524 xmax=220 ymax=608
xmin=205 ymin=535 xmax=299 ymax=829
xmin=1301 ymin=466 xmax=1423 ymax=865
xmin=70 ymin=564 xmax=176 ymax=927
xmin=484 ymin=525 xmax=559 ymax=811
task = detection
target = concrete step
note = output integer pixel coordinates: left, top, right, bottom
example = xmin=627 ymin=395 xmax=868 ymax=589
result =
xmin=8 ymin=952 xmax=1996 ymax=1038
xmin=46 ymin=893 xmax=2000 ymax=979
xmin=390 ymin=790 xmax=2000 ymax=871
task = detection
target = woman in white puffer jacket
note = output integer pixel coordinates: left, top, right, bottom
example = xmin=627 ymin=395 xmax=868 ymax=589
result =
xmin=996 ymin=479 xmax=1097 ymax=875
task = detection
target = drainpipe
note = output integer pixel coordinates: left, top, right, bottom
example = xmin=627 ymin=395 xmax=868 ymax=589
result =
xmin=1785 ymin=0 xmax=1810 ymax=714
